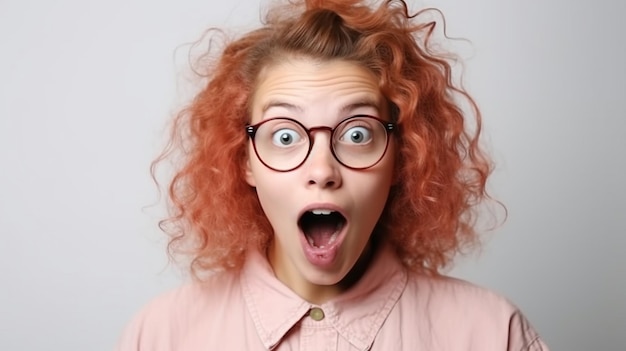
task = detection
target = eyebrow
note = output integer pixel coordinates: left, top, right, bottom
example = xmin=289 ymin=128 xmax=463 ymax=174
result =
xmin=339 ymin=99 xmax=382 ymax=115
xmin=261 ymin=101 xmax=303 ymax=114
xmin=262 ymin=97 xmax=382 ymax=115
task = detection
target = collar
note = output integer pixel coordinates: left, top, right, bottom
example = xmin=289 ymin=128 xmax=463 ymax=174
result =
xmin=240 ymin=243 xmax=408 ymax=350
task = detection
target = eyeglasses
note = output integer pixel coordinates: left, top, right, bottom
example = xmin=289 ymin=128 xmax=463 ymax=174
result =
xmin=246 ymin=115 xmax=395 ymax=172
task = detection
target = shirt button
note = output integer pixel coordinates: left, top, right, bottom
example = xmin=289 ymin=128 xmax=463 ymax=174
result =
xmin=309 ymin=307 xmax=325 ymax=321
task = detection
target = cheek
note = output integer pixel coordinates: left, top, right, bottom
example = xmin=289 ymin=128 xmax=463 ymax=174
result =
xmin=355 ymin=160 xmax=395 ymax=216
xmin=252 ymin=171 xmax=293 ymax=222
xmin=256 ymin=180 xmax=281 ymax=204
xmin=367 ymin=178 xmax=393 ymax=209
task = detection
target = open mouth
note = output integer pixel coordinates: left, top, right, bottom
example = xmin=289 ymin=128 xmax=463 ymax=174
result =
xmin=298 ymin=209 xmax=346 ymax=249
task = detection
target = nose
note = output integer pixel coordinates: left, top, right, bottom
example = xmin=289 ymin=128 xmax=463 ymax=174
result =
xmin=304 ymin=132 xmax=342 ymax=189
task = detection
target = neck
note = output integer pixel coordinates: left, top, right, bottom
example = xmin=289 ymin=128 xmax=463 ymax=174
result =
xmin=267 ymin=239 xmax=376 ymax=305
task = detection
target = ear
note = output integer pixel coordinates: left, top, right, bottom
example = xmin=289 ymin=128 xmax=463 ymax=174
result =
xmin=244 ymin=157 xmax=257 ymax=187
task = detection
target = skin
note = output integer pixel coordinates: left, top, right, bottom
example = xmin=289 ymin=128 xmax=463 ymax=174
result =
xmin=245 ymin=57 xmax=395 ymax=304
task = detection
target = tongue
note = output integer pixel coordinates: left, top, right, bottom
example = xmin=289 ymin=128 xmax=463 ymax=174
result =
xmin=305 ymin=221 xmax=336 ymax=248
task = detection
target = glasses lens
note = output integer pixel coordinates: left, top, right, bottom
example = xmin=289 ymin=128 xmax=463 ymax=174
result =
xmin=332 ymin=116 xmax=389 ymax=168
xmin=253 ymin=119 xmax=309 ymax=171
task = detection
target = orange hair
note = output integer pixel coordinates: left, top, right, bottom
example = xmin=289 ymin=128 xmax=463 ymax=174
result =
xmin=156 ymin=0 xmax=494 ymax=276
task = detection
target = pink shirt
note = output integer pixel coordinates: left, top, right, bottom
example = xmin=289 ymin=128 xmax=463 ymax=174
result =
xmin=116 ymin=246 xmax=549 ymax=350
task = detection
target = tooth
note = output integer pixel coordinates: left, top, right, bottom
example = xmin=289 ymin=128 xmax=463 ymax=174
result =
xmin=311 ymin=209 xmax=333 ymax=215
xmin=328 ymin=232 xmax=337 ymax=245
xmin=307 ymin=236 xmax=314 ymax=246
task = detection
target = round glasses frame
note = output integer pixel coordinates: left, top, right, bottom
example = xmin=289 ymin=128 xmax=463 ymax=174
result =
xmin=245 ymin=114 xmax=396 ymax=172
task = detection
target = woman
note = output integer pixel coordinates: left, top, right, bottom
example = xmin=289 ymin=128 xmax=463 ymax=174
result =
xmin=117 ymin=0 xmax=549 ymax=349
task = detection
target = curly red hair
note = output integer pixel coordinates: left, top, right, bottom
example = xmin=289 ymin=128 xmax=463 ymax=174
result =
xmin=156 ymin=0 xmax=493 ymax=276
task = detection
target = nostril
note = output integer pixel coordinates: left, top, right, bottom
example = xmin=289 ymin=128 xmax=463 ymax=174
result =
xmin=308 ymin=179 xmax=336 ymax=188
xmin=309 ymin=179 xmax=337 ymax=188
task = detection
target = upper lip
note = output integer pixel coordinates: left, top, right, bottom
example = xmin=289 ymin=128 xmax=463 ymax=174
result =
xmin=298 ymin=203 xmax=348 ymax=221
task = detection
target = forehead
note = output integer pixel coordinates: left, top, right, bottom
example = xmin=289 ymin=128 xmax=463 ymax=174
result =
xmin=250 ymin=58 xmax=384 ymax=122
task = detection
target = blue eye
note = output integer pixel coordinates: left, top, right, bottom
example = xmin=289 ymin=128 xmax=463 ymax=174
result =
xmin=340 ymin=126 xmax=372 ymax=144
xmin=272 ymin=129 xmax=302 ymax=146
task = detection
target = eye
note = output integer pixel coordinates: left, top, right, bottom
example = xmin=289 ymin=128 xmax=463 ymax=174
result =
xmin=340 ymin=126 xmax=372 ymax=144
xmin=272 ymin=128 xmax=302 ymax=146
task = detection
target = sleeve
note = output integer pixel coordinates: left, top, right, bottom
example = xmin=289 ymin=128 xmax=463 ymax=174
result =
xmin=507 ymin=310 xmax=550 ymax=351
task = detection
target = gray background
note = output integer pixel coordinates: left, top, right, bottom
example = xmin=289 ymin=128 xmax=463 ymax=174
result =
xmin=1 ymin=0 xmax=624 ymax=350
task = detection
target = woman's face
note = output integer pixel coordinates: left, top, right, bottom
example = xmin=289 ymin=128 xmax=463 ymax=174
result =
xmin=245 ymin=58 xmax=395 ymax=303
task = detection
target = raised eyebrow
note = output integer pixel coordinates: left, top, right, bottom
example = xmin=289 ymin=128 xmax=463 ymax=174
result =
xmin=339 ymin=99 xmax=382 ymax=115
xmin=261 ymin=100 xmax=303 ymax=114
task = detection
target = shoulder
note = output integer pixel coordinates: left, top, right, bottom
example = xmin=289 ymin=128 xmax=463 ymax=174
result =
xmin=403 ymin=273 xmax=518 ymax=315
xmin=140 ymin=271 xmax=240 ymax=323
xmin=115 ymin=271 xmax=242 ymax=351
xmin=394 ymin=273 xmax=548 ymax=350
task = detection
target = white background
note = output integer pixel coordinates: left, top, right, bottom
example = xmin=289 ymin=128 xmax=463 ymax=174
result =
xmin=1 ymin=0 xmax=624 ymax=350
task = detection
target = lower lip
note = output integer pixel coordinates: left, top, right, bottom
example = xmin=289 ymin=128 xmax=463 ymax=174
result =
xmin=300 ymin=227 xmax=346 ymax=269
